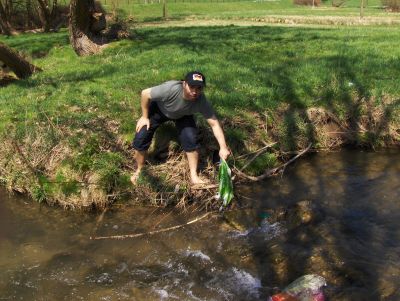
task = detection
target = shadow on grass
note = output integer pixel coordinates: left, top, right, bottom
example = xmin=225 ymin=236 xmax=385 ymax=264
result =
xmin=13 ymin=64 xmax=120 ymax=89
xmin=131 ymin=26 xmax=396 ymax=108
xmin=1 ymin=31 xmax=70 ymax=58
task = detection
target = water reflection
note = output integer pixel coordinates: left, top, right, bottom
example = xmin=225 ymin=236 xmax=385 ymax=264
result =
xmin=0 ymin=150 xmax=399 ymax=300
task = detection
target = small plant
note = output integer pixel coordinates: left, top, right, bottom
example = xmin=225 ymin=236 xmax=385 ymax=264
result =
xmin=31 ymin=176 xmax=54 ymax=204
xmin=32 ymin=185 xmax=47 ymax=203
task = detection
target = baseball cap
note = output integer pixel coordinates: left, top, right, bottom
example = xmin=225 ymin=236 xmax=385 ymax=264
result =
xmin=184 ymin=71 xmax=206 ymax=87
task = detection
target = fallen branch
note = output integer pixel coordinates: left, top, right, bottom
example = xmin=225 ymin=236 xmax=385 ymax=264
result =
xmin=235 ymin=142 xmax=276 ymax=159
xmin=0 ymin=42 xmax=42 ymax=78
xmin=190 ymin=183 xmax=218 ymax=190
xmin=234 ymin=143 xmax=312 ymax=181
xmin=90 ymin=211 xmax=212 ymax=240
xmin=238 ymin=142 xmax=277 ymax=172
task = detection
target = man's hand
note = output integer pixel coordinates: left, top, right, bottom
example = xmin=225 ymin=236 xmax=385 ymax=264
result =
xmin=136 ymin=116 xmax=150 ymax=132
xmin=219 ymin=147 xmax=230 ymax=161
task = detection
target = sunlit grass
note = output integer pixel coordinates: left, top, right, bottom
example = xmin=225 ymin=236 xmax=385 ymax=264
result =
xmin=100 ymin=0 xmax=399 ymax=22
xmin=1 ymin=25 xmax=400 ymax=135
xmin=0 ymin=24 xmax=399 ymax=203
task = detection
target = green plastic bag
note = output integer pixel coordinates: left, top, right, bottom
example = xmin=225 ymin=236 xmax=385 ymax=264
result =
xmin=217 ymin=159 xmax=234 ymax=206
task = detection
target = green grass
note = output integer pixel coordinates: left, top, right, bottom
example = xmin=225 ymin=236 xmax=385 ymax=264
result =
xmin=101 ymin=0 xmax=400 ymax=22
xmin=2 ymin=26 xmax=399 ymax=130
xmin=0 ymin=24 xmax=399 ymax=205
xmin=1 ymin=25 xmax=400 ymax=140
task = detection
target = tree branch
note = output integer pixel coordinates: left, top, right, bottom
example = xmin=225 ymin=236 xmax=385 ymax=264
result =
xmin=90 ymin=212 xmax=212 ymax=240
xmin=234 ymin=143 xmax=312 ymax=181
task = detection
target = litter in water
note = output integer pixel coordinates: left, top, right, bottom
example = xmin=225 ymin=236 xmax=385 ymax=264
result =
xmin=269 ymin=274 xmax=326 ymax=301
xmin=216 ymin=159 xmax=234 ymax=207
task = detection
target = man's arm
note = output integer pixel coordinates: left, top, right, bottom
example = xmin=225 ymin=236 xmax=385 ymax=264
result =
xmin=135 ymin=88 xmax=152 ymax=132
xmin=206 ymin=116 xmax=230 ymax=160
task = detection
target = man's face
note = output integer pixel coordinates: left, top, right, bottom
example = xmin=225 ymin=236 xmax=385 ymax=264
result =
xmin=183 ymin=81 xmax=203 ymax=101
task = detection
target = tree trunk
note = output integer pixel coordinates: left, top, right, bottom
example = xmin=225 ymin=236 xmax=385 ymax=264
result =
xmin=26 ymin=0 xmax=33 ymax=29
xmin=163 ymin=0 xmax=167 ymax=19
xmin=0 ymin=19 xmax=11 ymax=35
xmin=0 ymin=42 xmax=41 ymax=79
xmin=37 ymin=0 xmax=52 ymax=32
xmin=360 ymin=0 xmax=364 ymax=18
xmin=69 ymin=0 xmax=103 ymax=56
xmin=36 ymin=0 xmax=59 ymax=32
xmin=0 ymin=1 xmax=13 ymax=35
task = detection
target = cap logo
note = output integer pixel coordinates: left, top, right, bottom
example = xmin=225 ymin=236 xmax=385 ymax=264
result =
xmin=192 ymin=74 xmax=203 ymax=82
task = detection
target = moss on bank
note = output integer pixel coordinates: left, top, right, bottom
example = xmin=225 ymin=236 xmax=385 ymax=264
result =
xmin=0 ymin=26 xmax=399 ymax=209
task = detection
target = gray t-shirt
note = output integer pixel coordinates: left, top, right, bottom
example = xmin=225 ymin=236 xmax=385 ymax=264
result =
xmin=150 ymin=80 xmax=215 ymax=120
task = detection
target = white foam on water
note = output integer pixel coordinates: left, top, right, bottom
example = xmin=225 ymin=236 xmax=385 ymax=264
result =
xmin=229 ymin=229 xmax=252 ymax=237
xmin=116 ymin=262 xmax=128 ymax=274
xmin=96 ymin=272 xmax=113 ymax=284
xmin=230 ymin=221 xmax=286 ymax=240
xmin=231 ymin=267 xmax=262 ymax=294
xmin=258 ymin=221 xmax=286 ymax=239
xmin=183 ymin=249 xmax=212 ymax=262
xmin=154 ymin=289 xmax=169 ymax=300
xmin=206 ymin=267 xmax=262 ymax=300
xmin=186 ymin=289 xmax=207 ymax=301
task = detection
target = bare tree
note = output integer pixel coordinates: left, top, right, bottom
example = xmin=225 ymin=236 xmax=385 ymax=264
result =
xmin=36 ymin=0 xmax=59 ymax=32
xmin=0 ymin=42 xmax=41 ymax=78
xmin=0 ymin=0 xmax=15 ymax=35
xmin=69 ymin=0 xmax=106 ymax=56
xmin=0 ymin=0 xmax=68 ymax=34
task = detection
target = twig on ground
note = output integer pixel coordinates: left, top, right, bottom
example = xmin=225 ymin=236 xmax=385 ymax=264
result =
xmin=264 ymin=112 xmax=268 ymax=135
xmin=190 ymin=184 xmax=218 ymax=190
xmin=196 ymin=195 xmax=218 ymax=211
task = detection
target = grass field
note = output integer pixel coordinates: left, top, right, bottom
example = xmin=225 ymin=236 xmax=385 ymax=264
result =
xmin=2 ymin=26 xmax=399 ymax=125
xmin=100 ymin=0 xmax=400 ymax=22
xmin=0 ymin=14 xmax=399 ymax=206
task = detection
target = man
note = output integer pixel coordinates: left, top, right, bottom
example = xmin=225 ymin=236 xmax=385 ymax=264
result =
xmin=131 ymin=71 xmax=230 ymax=185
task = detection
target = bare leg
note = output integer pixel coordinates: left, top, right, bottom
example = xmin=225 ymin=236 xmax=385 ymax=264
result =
xmin=131 ymin=150 xmax=147 ymax=184
xmin=186 ymin=150 xmax=206 ymax=184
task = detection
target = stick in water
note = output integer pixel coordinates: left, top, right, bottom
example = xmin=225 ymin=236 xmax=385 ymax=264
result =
xmin=90 ymin=212 xmax=211 ymax=240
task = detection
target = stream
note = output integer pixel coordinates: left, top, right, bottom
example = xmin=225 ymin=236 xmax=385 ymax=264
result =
xmin=0 ymin=150 xmax=399 ymax=300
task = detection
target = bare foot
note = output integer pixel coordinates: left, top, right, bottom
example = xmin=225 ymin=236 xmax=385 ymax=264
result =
xmin=191 ymin=177 xmax=218 ymax=190
xmin=130 ymin=171 xmax=141 ymax=185
xmin=190 ymin=175 xmax=210 ymax=186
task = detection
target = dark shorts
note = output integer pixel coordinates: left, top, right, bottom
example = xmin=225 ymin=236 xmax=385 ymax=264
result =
xmin=132 ymin=102 xmax=200 ymax=152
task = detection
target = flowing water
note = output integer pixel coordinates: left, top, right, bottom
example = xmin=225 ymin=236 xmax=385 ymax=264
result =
xmin=0 ymin=150 xmax=399 ymax=300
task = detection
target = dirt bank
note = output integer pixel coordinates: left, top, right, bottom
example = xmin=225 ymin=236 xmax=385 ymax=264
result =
xmin=0 ymin=100 xmax=398 ymax=210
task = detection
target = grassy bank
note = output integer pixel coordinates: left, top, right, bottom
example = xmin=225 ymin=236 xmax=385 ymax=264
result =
xmin=0 ymin=24 xmax=399 ymax=208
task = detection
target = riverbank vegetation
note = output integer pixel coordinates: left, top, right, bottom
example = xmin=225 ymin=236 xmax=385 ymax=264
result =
xmin=0 ymin=14 xmax=399 ymax=209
